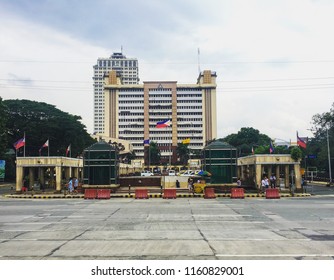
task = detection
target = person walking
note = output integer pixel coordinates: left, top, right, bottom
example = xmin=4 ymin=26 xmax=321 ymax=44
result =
xmin=68 ymin=178 xmax=74 ymax=193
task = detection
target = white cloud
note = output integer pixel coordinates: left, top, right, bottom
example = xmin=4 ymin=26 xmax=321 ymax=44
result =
xmin=0 ymin=11 xmax=109 ymax=133
xmin=1 ymin=0 xmax=334 ymax=141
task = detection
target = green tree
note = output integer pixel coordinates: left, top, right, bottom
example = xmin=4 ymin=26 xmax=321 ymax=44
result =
xmin=149 ymin=141 xmax=161 ymax=165
xmin=222 ymin=127 xmax=271 ymax=156
xmin=290 ymin=147 xmax=303 ymax=162
xmin=176 ymin=143 xmax=190 ymax=164
xmin=308 ymin=103 xmax=334 ymax=175
xmin=0 ymin=97 xmax=7 ymax=158
xmin=4 ymin=99 xmax=95 ymax=157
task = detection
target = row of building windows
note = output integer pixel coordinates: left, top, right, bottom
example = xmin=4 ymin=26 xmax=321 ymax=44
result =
xmin=177 ymin=106 xmax=203 ymax=110
xmin=177 ymin=100 xmax=202 ymax=103
xmin=119 ymin=112 xmax=144 ymax=116
xmin=119 ymin=89 xmax=143 ymax=92
xmin=97 ymin=60 xmax=138 ymax=68
xmin=149 ymin=94 xmax=172 ymax=98
xmin=119 ymin=100 xmax=144 ymax=104
xmin=119 ymin=94 xmax=144 ymax=98
xmin=149 ymin=100 xmax=171 ymax=104
xmin=119 ymin=106 xmax=144 ymax=110
xmin=177 ymin=94 xmax=202 ymax=98
xmin=149 ymin=88 xmax=172 ymax=92
xmin=119 ymin=118 xmax=144 ymax=122
xmin=177 ymin=88 xmax=201 ymax=92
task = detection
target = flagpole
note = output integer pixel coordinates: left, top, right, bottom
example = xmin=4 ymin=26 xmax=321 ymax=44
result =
xmin=168 ymin=126 xmax=171 ymax=167
xmin=23 ymin=132 xmax=26 ymax=157
xmin=326 ymin=127 xmax=332 ymax=185
xmin=148 ymin=143 xmax=151 ymax=170
xmin=70 ymin=144 xmax=71 ymax=157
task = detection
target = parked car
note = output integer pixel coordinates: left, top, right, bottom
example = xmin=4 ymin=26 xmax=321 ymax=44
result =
xmin=180 ymin=170 xmax=195 ymax=176
xmin=153 ymin=167 xmax=161 ymax=175
xmin=168 ymin=170 xmax=176 ymax=176
xmin=141 ymin=170 xmax=154 ymax=176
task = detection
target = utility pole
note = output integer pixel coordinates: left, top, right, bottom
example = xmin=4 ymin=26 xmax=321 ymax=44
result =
xmin=327 ymin=127 xmax=332 ymax=185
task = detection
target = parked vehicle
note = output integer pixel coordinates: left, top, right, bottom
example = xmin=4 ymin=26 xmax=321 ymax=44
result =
xmin=180 ymin=170 xmax=195 ymax=176
xmin=141 ymin=170 xmax=154 ymax=176
xmin=168 ymin=170 xmax=176 ymax=176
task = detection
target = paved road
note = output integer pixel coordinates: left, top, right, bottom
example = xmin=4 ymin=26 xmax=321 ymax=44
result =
xmin=0 ymin=195 xmax=333 ymax=260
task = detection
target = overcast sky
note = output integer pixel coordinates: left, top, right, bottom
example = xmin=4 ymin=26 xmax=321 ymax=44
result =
xmin=1 ymin=0 xmax=333 ymax=142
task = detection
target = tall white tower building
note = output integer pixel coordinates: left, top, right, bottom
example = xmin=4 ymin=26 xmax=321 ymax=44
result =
xmin=93 ymin=52 xmax=139 ymax=133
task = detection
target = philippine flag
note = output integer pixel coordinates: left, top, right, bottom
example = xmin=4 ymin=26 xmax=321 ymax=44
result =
xmin=297 ymin=132 xmax=307 ymax=149
xmin=156 ymin=120 xmax=171 ymax=128
xmin=13 ymin=137 xmax=25 ymax=150
xmin=269 ymin=141 xmax=275 ymax=154
xmin=66 ymin=144 xmax=71 ymax=156
xmin=42 ymin=140 xmax=49 ymax=148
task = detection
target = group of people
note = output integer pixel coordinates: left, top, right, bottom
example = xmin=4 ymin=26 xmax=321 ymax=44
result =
xmin=261 ymin=175 xmax=277 ymax=192
xmin=175 ymin=177 xmax=195 ymax=193
xmin=67 ymin=177 xmax=79 ymax=193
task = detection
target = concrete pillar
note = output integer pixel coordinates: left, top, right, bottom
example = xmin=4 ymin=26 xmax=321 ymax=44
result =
xmin=268 ymin=165 xmax=272 ymax=179
xmin=50 ymin=168 xmax=55 ymax=188
xmin=73 ymin=168 xmax=79 ymax=179
xmin=65 ymin=167 xmax=71 ymax=181
xmin=55 ymin=166 xmax=62 ymax=192
xmin=39 ymin=168 xmax=45 ymax=185
xmin=238 ymin=166 xmax=243 ymax=179
xmin=294 ymin=164 xmax=302 ymax=189
xmin=276 ymin=165 xmax=280 ymax=187
xmin=255 ymin=164 xmax=262 ymax=190
xmin=29 ymin=168 xmax=34 ymax=188
xmin=16 ymin=166 xmax=24 ymax=192
xmin=284 ymin=165 xmax=290 ymax=189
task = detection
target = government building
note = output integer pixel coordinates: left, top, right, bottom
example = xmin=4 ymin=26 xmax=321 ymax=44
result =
xmin=93 ymin=52 xmax=139 ymax=134
xmin=102 ymin=69 xmax=217 ymax=164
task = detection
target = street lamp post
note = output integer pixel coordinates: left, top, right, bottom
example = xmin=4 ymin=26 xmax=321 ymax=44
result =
xmin=326 ymin=127 xmax=332 ymax=185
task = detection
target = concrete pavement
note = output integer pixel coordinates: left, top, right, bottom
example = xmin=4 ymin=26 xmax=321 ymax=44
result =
xmin=0 ymin=196 xmax=333 ymax=260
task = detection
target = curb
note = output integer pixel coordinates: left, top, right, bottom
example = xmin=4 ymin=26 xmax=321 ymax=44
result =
xmin=3 ymin=192 xmax=311 ymax=199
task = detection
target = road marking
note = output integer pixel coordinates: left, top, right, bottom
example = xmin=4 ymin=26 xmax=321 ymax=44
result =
xmin=215 ymin=254 xmax=333 ymax=257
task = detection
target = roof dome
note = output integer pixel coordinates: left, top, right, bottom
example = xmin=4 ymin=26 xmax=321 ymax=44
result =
xmin=203 ymin=140 xmax=236 ymax=150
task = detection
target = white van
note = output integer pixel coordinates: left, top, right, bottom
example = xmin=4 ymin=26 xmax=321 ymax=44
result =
xmin=168 ymin=170 xmax=176 ymax=176
xmin=180 ymin=170 xmax=195 ymax=176
xmin=141 ymin=170 xmax=154 ymax=176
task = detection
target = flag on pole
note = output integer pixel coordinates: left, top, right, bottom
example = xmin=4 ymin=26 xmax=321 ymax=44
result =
xmin=182 ymin=138 xmax=191 ymax=145
xmin=13 ymin=137 xmax=25 ymax=150
xmin=297 ymin=132 xmax=307 ymax=149
xmin=66 ymin=144 xmax=71 ymax=157
xmin=42 ymin=139 xmax=49 ymax=148
xmin=156 ymin=120 xmax=171 ymax=128
xmin=269 ymin=141 xmax=275 ymax=154
xmin=251 ymin=146 xmax=254 ymax=154
xmin=39 ymin=139 xmax=49 ymax=155
xmin=143 ymin=139 xmax=150 ymax=145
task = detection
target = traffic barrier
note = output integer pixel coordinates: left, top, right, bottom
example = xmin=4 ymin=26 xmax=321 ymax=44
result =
xmin=97 ymin=189 xmax=111 ymax=199
xmin=265 ymin=188 xmax=280 ymax=199
xmin=84 ymin=189 xmax=97 ymax=199
xmin=204 ymin=188 xmax=216 ymax=199
xmin=135 ymin=188 xmax=149 ymax=199
xmin=230 ymin=188 xmax=245 ymax=199
xmin=163 ymin=188 xmax=177 ymax=199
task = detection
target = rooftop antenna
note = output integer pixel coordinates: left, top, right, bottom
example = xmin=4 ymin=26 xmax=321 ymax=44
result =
xmin=197 ymin=48 xmax=201 ymax=74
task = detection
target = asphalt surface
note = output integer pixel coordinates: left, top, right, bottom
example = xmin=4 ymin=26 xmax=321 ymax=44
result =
xmin=0 ymin=186 xmax=333 ymax=260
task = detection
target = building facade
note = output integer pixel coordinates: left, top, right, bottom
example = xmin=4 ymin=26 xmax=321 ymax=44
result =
xmin=93 ymin=52 xmax=139 ymax=134
xmin=103 ymin=70 xmax=217 ymax=165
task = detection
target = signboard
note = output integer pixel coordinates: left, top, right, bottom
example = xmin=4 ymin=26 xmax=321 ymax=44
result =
xmin=0 ymin=160 xmax=5 ymax=180
xmin=307 ymin=154 xmax=317 ymax=159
